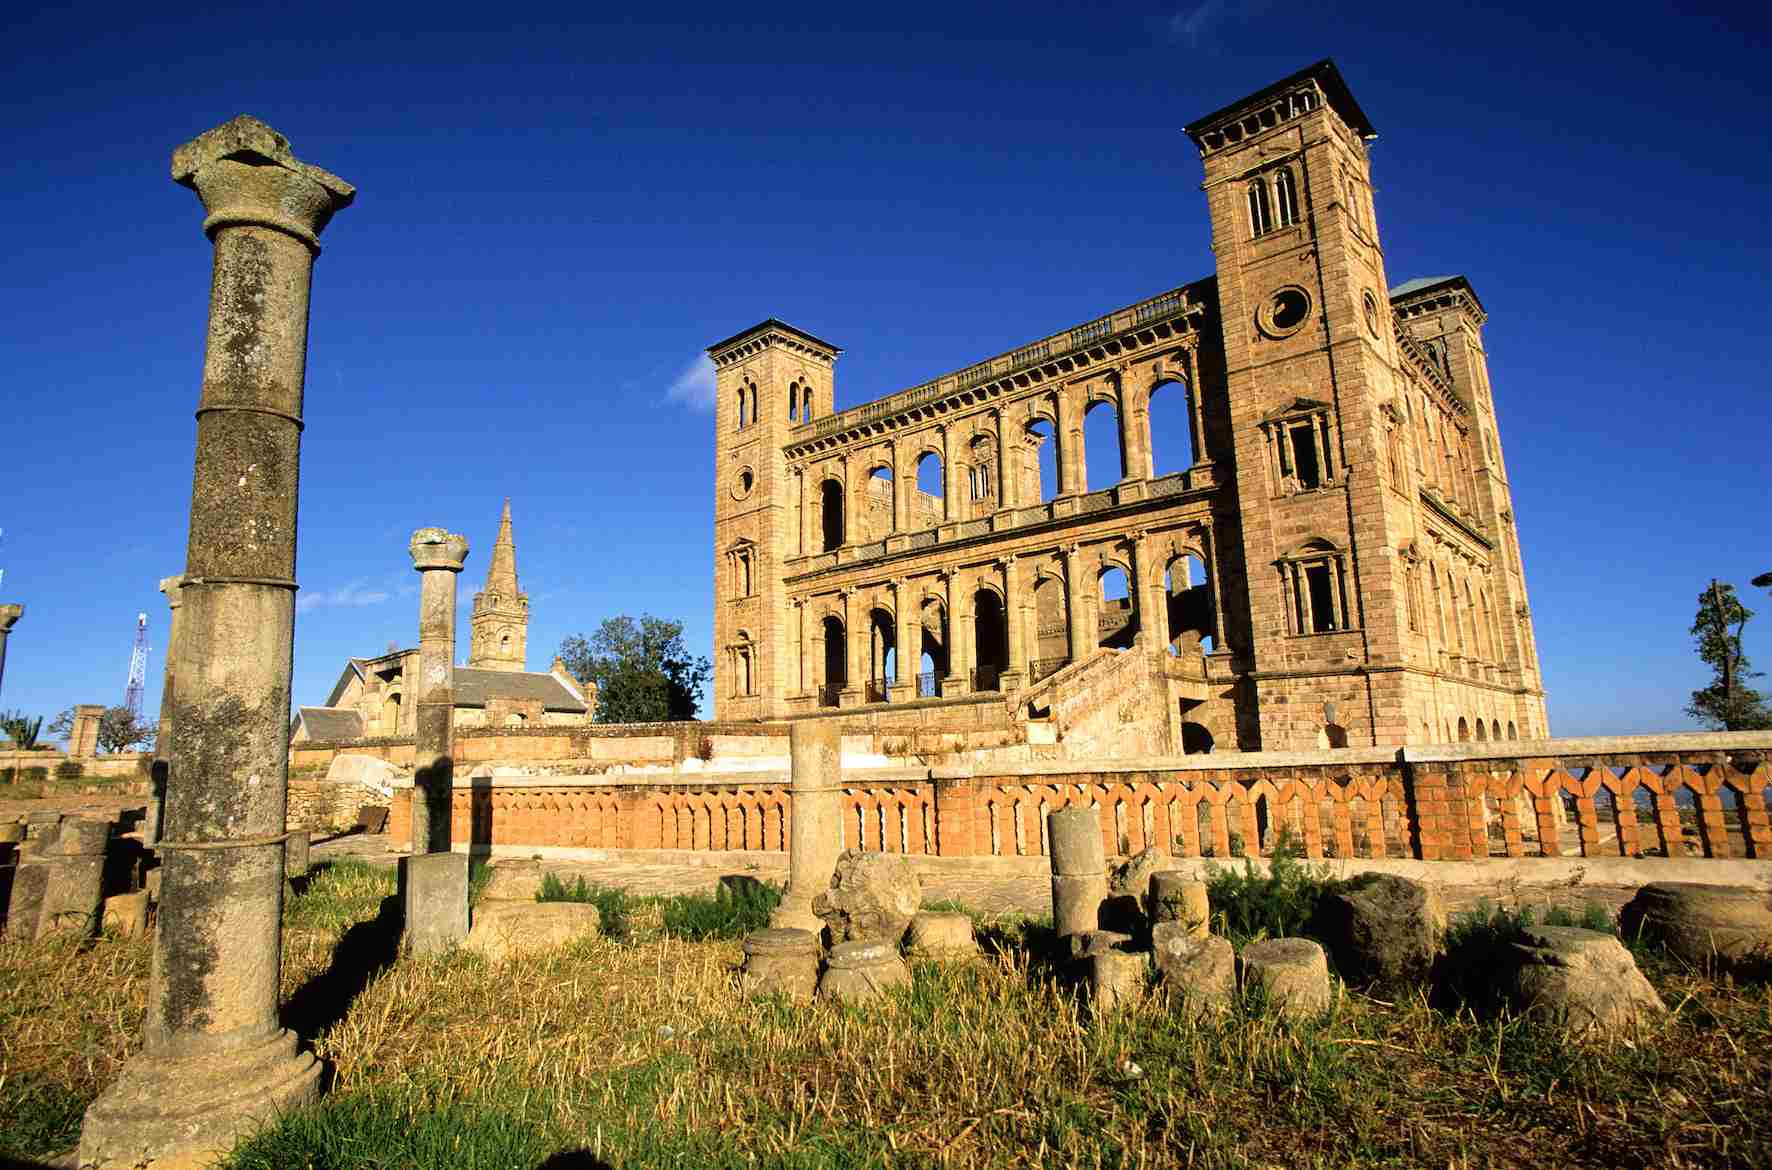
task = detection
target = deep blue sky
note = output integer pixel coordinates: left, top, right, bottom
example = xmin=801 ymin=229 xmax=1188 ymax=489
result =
xmin=2 ymin=2 xmax=1768 ymax=738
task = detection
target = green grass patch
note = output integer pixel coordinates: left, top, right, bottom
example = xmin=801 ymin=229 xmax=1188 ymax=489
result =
xmin=537 ymin=873 xmax=781 ymax=942
xmin=221 ymin=1087 xmax=560 ymax=1170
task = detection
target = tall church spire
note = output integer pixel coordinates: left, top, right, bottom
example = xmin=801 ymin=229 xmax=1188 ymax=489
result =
xmin=468 ymin=498 xmax=528 ymax=672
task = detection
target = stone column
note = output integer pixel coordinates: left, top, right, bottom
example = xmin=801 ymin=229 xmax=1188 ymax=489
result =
xmin=81 ymin=115 xmax=352 ymax=1170
xmin=1132 ymin=532 xmax=1166 ymax=652
xmin=0 ymin=603 xmax=19 ymax=698
xmin=940 ymin=423 xmax=958 ymax=522
xmin=1059 ymin=384 xmax=1086 ymax=496
xmin=408 ymin=528 xmax=469 ymax=855
xmin=1181 ymin=340 xmax=1207 ymax=466
xmin=796 ymin=465 xmax=810 ymax=556
xmin=146 ymin=576 xmax=185 ymax=846
xmin=892 ymin=579 xmax=918 ymax=702
xmin=1202 ymin=525 xmax=1227 ymax=652
xmin=772 ymin=720 xmax=843 ymax=933
xmin=893 ymin=443 xmax=912 ymax=533
xmin=994 ymin=407 xmax=1015 ymax=509
xmin=840 ymin=587 xmax=863 ymax=705
xmin=943 ymin=572 xmax=970 ymax=696
xmin=1001 ymin=556 xmax=1026 ymax=691
xmin=793 ymin=599 xmax=809 ymax=695
xmin=1063 ymin=544 xmax=1092 ymax=663
xmin=69 ymin=704 xmax=104 ymax=759
xmin=1048 ymin=805 xmax=1108 ymax=938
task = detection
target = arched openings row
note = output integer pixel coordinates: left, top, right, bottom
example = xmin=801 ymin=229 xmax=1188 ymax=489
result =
xmin=734 ymin=378 xmax=757 ymax=431
xmin=787 ymin=380 xmax=816 ymax=424
xmin=1247 ymin=165 xmax=1302 ymax=238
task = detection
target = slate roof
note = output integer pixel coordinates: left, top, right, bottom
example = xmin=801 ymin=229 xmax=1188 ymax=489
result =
xmin=454 ymin=668 xmax=586 ymax=713
xmin=1388 ymin=275 xmax=1459 ymax=300
xmin=296 ymin=706 xmax=365 ymax=741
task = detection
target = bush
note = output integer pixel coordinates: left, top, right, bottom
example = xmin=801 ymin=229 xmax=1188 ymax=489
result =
xmin=660 ymin=878 xmax=782 ymax=941
xmin=0 ymin=767 xmax=14 ymax=785
xmin=1203 ymin=830 xmax=1339 ymax=945
xmin=22 ymin=766 xmax=47 ymax=783
xmin=53 ymin=761 xmax=82 ymax=781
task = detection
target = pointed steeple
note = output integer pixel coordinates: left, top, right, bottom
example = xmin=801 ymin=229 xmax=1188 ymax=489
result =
xmin=468 ymin=498 xmax=528 ymax=672
xmin=485 ymin=497 xmax=520 ymax=597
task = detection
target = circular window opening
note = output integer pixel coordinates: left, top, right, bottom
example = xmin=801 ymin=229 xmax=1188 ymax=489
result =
xmin=1258 ymin=286 xmax=1312 ymax=338
xmin=733 ymin=467 xmax=756 ymax=500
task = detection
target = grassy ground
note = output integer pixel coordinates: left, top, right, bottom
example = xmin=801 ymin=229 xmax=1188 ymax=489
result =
xmin=1 ymin=859 xmax=1768 ymax=1168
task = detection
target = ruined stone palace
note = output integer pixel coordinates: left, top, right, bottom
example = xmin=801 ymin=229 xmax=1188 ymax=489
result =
xmin=709 ymin=60 xmax=1548 ymax=751
xmin=293 ymin=501 xmax=595 ymax=740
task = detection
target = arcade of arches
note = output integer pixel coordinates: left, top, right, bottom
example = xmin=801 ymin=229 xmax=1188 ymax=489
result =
xmin=707 ymin=61 xmax=1550 ymax=751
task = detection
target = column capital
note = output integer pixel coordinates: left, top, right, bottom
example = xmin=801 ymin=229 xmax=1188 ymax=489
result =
xmin=409 ymin=528 xmax=470 ymax=573
xmin=173 ymin=116 xmax=355 ymax=249
xmin=997 ymin=553 xmax=1017 ymax=570
xmin=0 ymin=603 xmax=20 ymax=632
xmin=839 ymin=584 xmax=856 ymax=598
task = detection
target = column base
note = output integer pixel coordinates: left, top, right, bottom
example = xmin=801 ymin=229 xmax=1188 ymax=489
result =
xmin=770 ymin=894 xmax=825 ymax=937
xmin=838 ymin=688 xmax=863 ymax=708
xmin=942 ymin=675 xmax=971 ymax=697
xmin=80 ymin=1027 xmax=320 ymax=1169
xmin=998 ymin=670 xmax=1026 ymax=694
xmin=888 ymin=682 xmax=917 ymax=704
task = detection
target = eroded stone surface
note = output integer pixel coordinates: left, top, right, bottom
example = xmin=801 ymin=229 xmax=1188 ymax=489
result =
xmin=1110 ymin=846 xmax=1172 ymax=903
xmin=1152 ymin=924 xmax=1235 ymax=1014
xmin=479 ymin=859 xmax=548 ymax=903
xmin=1312 ymin=872 xmax=1446 ymax=994
xmin=1505 ymin=925 xmax=1665 ymax=1041
xmin=740 ymin=927 xmax=820 ymax=1000
xmin=1620 ymin=882 xmax=1772 ymax=978
xmin=814 ymin=849 xmax=920 ymax=943
xmin=463 ymin=899 xmax=600 ymax=963
xmin=1149 ymin=872 xmax=1210 ymax=936
xmin=906 ymin=910 xmax=978 ymax=959
xmin=1091 ymin=950 xmax=1148 ymax=1012
xmin=1240 ymin=937 xmax=1332 ymax=1020
xmin=818 ymin=938 xmax=910 ymax=1003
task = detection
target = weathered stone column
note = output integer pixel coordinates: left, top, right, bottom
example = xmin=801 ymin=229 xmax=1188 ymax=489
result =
xmin=1063 ymin=544 xmax=1092 ymax=663
xmin=891 ymin=579 xmax=918 ymax=703
xmin=408 ymin=528 xmax=469 ymax=854
xmin=0 ymin=604 xmax=20 ymax=698
xmin=940 ymin=423 xmax=958 ymax=522
xmin=773 ymin=719 xmax=843 ymax=933
xmin=69 ymin=704 xmax=104 ymax=759
xmin=147 ymin=576 xmax=185 ymax=845
xmin=81 ymin=115 xmax=352 ymax=1170
xmin=1048 ymin=805 xmax=1108 ymax=938
xmin=1000 ymin=556 xmax=1026 ymax=691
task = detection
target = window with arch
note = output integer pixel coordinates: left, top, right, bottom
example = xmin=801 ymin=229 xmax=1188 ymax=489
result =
xmin=819 ymin=479 xmax=844 ymax=552
xmin=731 ymin=633 xmax=755 ymax=696
xmin=1247 ymin=177 xmax=1273 ymax=238
xmin=1273 ymin=167 xmax=1300 ymax=227
xmin=1402 ymin=555 xmax=1422 ymax=633
xmin=1278 ymin=539 xmax=1352 ymax=635
xmin=726 ymin=543 xmax=755 ymax=599
xmin=1258 ymin=398 xmax=1335 ymax=494
xmin=966 ymin=434 xmax=996 ymax=505
xmin=788 ymin=380 xmax=799 ymax=422
xmin=801 ymin=384 xmax=814 ymax=422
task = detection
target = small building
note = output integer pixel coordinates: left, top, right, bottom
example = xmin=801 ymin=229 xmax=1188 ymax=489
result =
xmin=293 ymin=502 xmax=597 ymax=741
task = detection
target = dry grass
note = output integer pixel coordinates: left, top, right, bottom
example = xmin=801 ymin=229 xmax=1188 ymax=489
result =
xmin=2 ymin=860 xmax=1770 ymax=1168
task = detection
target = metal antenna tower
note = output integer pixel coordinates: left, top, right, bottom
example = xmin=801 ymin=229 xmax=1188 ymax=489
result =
xmin=124 ymin=612 xmax=149 ymax=718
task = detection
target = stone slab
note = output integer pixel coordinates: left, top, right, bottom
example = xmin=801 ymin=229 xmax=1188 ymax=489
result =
xmin=401 ymin=851 xmax=469 ymax=956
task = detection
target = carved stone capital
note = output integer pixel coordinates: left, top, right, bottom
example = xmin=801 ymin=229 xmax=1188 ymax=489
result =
xmin=173 ymin=115 xmax=355 ymax=249
xmin=409 ymin=528 xmax=470 ymax=573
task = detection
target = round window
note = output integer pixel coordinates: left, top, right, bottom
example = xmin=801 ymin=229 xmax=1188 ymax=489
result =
xmin=732 ymin=467 xmax=755 ymax=500
xmin=1257 ymin=286 xmax=1312 ymax=338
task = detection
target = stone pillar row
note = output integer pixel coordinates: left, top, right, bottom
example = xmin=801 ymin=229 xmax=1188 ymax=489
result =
xmin=81 ymin=114 xmax=354 ymax=1170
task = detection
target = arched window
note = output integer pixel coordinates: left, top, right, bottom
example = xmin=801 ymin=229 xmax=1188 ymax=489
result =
xmin=735 ymin=386 xmax=746 ymax=430
xmin=972 ymin=589 xmax=1007 ymax=692
xmin=1097 ymin=565 xmax=1134 ymax=649
xmin=788 ymin=380 xmax=799 ymax=422
xmin=1247 ymin=178 xmax=1273 ymax=237
xmin=819 ymin=479 xmax=844 ymax=552
xmin=1083 ymin=396 xmax=1124 ymax=489
xmin=802 ymin=385 xmax=814 ymax=421
xmin=1274 ymin=167 xmax=1300 ymax=227
xmin=1023 ymin=416 xmax=1060 ymax=502
xmin=1149 ymin=377 xmax=1201 ymax=473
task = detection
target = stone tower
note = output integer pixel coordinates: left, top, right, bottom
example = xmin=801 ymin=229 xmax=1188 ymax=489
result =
xmin=707 ymin=320 xmax=842 ymax=719
xmin=468 ymin=499 xmax=528 ymax=672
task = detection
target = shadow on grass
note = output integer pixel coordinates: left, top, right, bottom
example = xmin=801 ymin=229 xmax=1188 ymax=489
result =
xmin=535 ymin=1152 xmax=616 ymax=1169
xmin=280 ymin=892 xmax=402 ymax=1066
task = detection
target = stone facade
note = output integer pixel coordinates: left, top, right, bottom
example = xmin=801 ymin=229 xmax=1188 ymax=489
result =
xmin=708 ymin=60 xmax=1548 ymax=751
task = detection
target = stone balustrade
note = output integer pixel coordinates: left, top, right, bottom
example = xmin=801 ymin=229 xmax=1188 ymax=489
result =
xmin=384 ymin=732 xmax=1772 ymax=865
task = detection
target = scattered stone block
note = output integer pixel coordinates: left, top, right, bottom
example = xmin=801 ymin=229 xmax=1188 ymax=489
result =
xmin=818 ymin=938 xmax=911 ymax=1003
xmin=1090 ymin=950 xmax=1148 ymax=1012
xmin=357 ymin=804 xmax=390 ymax=835
xmin=103 ymin=891 xmax=150 ymax=937
xmin=1619 ymin=882 xmax=1772 ymax=978
xmin=284 ymin=830 xmax=310 ymax=879
xmin=1311 ymin=872 xmax=1446 ymax=994
xmin=1110 ymin=846 xmax=1172 ymax=903
xmin=1149 ymin=872 xmax=1209 ymax=936
xmin=1152 ymin=923 xmax=1235 ymax=1015
xmin=1048 ymin=806 xmax=1109 ymax=938
xmin=145 ymin=867 xmax=162 ymax=903
xmin=5 ymin=863 xmax=50 ymax=940
xmin=740 ymin=927 xmax=820 ymax=1000
xmin=402 ymin=851 xmax=469 ymax=957
xmin=1069 ymin=929 xmax=1135 ymax=960
xmin=479 ymin=859 xmax=547 ymax=903
xmin=463 ymin=900 xmax=600 ymax=963
xmin=813 ymin=850 xmax=920 ymax=944
xmin=1505 ymin=925 xmax=1665 ymax=1042
xmin=1240 ymin=937 xmax=1332 ymax=1020
xmin=906 ymin=911 xmax=978 ymax=960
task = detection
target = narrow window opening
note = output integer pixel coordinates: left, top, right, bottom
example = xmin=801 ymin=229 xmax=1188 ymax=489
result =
xmin=1305 ymin=564 xmax=1337 ymax=632
xmin=1290 ymin=424 xmax=1320 ymax=489
xmin=1247 ymin=179 xmax=1273 ymax=237
xmin=1274 ymin=168 xmax=1300 ymax=227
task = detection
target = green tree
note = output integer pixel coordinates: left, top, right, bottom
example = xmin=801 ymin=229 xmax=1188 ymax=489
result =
xmin=44 ymin=705 xmax=155 ymax=752
xmin=559 ymin=615 xmax=711 ymax=724
xmin=0 ymin=711 xmax=43 ymax=749
xmin=1686 ymin=579 xmax=1772 ymax=731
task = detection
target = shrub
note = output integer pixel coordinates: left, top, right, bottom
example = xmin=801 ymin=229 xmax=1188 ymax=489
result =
xmin=0 ymin=767 xmax=14 ymax=785
xmin=660 ymin=878 xmax=782 ymax=941
xmin=1439 ymin=898 xmax=1618 ymax=1010
xmin=1203 ymin=830 xmax=1338 ymax=945
xmin=22 ymin=766 xmax=47 ymax=783
xmin=53 ymin=761 xmax=82 ymax=781
xmin=538 ymin=873 xmax=635 ymax=941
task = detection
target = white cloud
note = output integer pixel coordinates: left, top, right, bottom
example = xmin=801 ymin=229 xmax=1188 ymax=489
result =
xmin=1168 ymin=0 xmax=1227 ymax=45
xmin=297 ymin=581 xmax=392 ymax=614
xmin=666 ymin=354 xmax=716 ymax=411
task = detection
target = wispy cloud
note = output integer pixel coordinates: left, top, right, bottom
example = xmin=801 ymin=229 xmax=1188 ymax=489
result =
xmin=297 ymin=581 xmax=392 ymax=614
xmin=1168 ymin=0 xmax=1229 ymax=45
xmin=666 ymin=354 xmax=716 ymax=411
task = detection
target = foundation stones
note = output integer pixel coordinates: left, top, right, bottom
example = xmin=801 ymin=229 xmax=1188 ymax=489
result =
xmin=402 ymin=851 xmax=470 ymax=957
xmin=1091 ymin=950 xmax=1149 ymax=1012
xmin=740 ymin=927 xmax=821 ymax=1000
xmin=17 ymin=815 xmax=109 ymax=940
xmin=773 ymin=720 xmax=843 ymax=934
xmin=1048 ymin=805 xmax=1109 ymax=938
xmin=103 ymin=891 xmax=150 ymax=937
xmin=905 ymin=910 xmax=978 ymax=960
xmin=813 ymin=850 xmax=920 ymax=944
xmin=1151 ymin=925 xmax=1236 ymax=1015
xmin=1110 ymin=846 xmax=1172 ymax=904
xmin=1504 ymin=925 xmax=1665 ymax=1041
xmin=1240 ymin=937 xmax=1333 ymax=1020
xmin=1149 ymin=872 xmax=1210 ymax=936
xmin=463 ymin=899 xmax=600 ymax=964
xmin=1619 ymin=881 xmax=1772 ymax=978
xmin=478 ymin=859 xmax=547 ymax=903
xmin=818 ymin=938 xmax=911 ymax=1004
xmin=1311 ymin=873 xmax=1446 ymax=995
